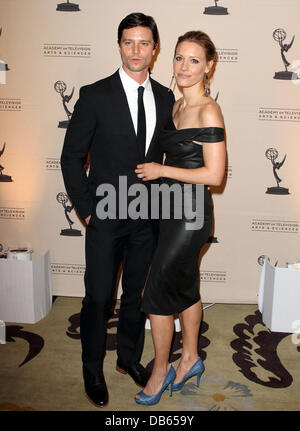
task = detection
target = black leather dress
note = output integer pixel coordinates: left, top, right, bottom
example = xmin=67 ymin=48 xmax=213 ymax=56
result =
xmin=140 ymin=123 xmax=225 ymax=315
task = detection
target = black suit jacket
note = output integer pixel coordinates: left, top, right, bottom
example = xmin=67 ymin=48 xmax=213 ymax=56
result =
xmin=61 ymin=70 xmax=175 ymax=221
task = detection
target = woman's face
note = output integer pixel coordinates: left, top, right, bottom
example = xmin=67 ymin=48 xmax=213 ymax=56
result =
xmin=173 ymin=41 xmax=212 ymax=89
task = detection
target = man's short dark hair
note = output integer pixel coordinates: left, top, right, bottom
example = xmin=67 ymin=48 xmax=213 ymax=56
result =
xmin=118 ymin=12 xmax=159 ymax=48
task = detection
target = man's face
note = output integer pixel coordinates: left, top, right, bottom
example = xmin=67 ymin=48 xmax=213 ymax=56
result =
xmin=119 ymin=26 xmax=156 ymax=76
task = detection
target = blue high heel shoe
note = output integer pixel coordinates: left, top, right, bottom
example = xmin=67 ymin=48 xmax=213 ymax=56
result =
xmin=172 ymin=358 xmax=204 ymax=392
xmin=134 ymin=365 xmax=176 ymax=406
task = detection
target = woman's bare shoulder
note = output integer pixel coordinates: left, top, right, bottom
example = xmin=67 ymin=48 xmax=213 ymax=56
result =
xmin=199 ymin=99 xmax=224 ymax=128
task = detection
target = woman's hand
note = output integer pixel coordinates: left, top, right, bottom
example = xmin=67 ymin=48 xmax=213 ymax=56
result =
xmin=135 ymin=162 xmax=163 ymax=181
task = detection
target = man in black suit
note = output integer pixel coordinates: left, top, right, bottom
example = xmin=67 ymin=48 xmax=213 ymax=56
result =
xmin=61 ymin=12 xmax=174 ymax=406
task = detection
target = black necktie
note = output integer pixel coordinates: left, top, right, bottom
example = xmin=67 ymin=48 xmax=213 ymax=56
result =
xmin=137 ymin=86 xmax=146 ymax=160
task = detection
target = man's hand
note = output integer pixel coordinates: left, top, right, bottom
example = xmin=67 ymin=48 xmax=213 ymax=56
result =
xmin=135 ymin=162 xmax=163 ymax=181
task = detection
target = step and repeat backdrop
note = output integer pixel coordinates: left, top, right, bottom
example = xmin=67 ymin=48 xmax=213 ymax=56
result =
xmin=0 ymin=0 xmax=299 ymax=303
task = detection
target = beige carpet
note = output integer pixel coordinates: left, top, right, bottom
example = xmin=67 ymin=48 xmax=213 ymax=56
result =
xmin=0 ymin=297 xmax=299 ymax=411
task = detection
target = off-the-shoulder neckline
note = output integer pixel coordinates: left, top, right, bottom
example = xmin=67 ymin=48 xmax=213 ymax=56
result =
xmin=169 ymin=121 xmax=224 ymax=132
xmin=172 ymin=127 xmax=224 ymax=131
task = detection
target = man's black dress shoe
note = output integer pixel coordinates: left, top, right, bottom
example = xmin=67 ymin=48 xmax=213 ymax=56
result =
xmin=116 ymin=360 xmax=150 ymax=387
xmin=84 ymin=374 xmax=108 ymax=407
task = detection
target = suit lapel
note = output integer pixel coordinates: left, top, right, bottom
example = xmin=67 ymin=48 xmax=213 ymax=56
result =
xmin=145 ymin=78 xmax=162 ymax=160
xmin=109 ymin=71 xmax=136 ymax=141
xmin=109 ymin=72 xmax=164 ymax=161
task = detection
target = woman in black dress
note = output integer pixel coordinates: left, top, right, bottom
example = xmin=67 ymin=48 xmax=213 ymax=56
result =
xmin=134 ymin=31 xmax=226 ymax=405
